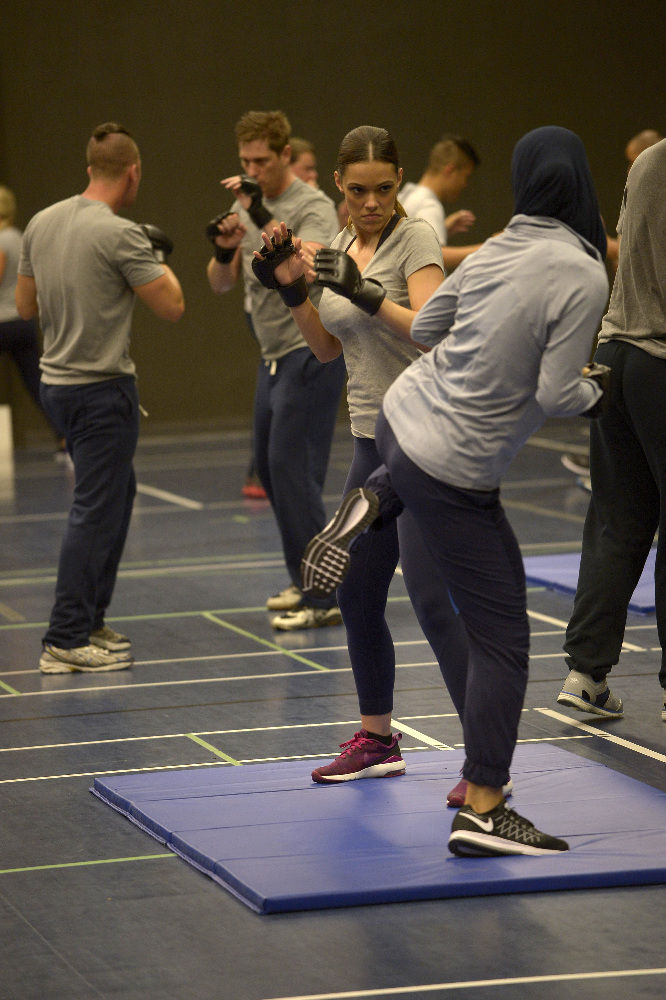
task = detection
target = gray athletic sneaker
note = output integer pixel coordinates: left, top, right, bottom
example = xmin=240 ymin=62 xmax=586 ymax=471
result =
xmin=266 ymin=584 xmax=303 ymax=611
xmin=449 ymin=800 xmax=569 ymax=857
xmin=271 ymin=605 xmax=343 ymax=631
xmin=557 ymin=668 xmax=623 ymax=718
xmin=40 ymin=643 xmax=132 ymax=674
xmin=301 ymin=488 xmax=380 ymax=599
xmin=90 ymin=625 xmax=131 ymax=651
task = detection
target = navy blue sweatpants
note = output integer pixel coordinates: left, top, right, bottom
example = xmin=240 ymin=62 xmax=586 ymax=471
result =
xmin=338 ymin=434 xmax=468 ymax=719
xmin=375 ymin=412 xmax=529 ymax=789
xmin=253 ymin=347 xmax=345 ymax=604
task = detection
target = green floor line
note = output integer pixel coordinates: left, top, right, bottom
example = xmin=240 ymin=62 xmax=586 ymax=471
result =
xmin=0 ymin=679 xmax=20 ymax=695
xmin=0 ymin=596 xmax=413 ymax=631
xmin=185 ymin=733 xmax=241 ymax=764
xmin=0 ymin=854 xmax=176 ymax=875
xmin=202 ymin=612 xmax=331 ymax=671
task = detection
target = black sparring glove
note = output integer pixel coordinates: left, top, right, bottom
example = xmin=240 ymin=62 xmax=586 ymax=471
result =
xmin=251 ymin=229 xmax=308 ymax=308
xmin=141 ymin=224 xmax=174 ymax=263
xmin=581 ymin=363 xmax=611 ymax=419
xmin=238 ymin=175 xmax=272 ymax=229
xmin=206 ymin=213 xmax=237 ymax=264
xmin=314 ymin=248 xmax=386 ymax=315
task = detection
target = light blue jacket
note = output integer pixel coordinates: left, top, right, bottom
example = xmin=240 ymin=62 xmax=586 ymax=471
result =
xmin=382 ymin=215 xmax=609 ymax=490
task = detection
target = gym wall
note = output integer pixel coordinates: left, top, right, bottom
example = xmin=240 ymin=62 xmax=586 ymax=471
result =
xmin=0 ymin=0 xmax=662 ymax=444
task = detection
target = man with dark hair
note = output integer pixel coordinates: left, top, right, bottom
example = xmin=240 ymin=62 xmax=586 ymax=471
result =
xmin=401 ymin=134 xmax=483 ymax=271
xmin=16 ymin=122 xmax=184 ymax=673
xmin=206 ymin=110 xmax=345 ymax=630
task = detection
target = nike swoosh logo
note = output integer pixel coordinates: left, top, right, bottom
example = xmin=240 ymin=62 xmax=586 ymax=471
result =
xmin=465 ymin=813 xmax=494 ymax=833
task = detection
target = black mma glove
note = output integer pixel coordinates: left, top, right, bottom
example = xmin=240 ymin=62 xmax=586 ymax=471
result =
xmin=251 ymin=230 xmax=308 ymax=308
xmin=314 ymin=248 xmax=386 ymax=315
xmin=141 ymin=224 xmax=174 ymax=263
xmin=581 ymin=363 xmax=611 ymax=419
xmin=238 ymin=175 xmax=272 ymax=229
xmin=206 ymin=213 xmax=237 ymax=264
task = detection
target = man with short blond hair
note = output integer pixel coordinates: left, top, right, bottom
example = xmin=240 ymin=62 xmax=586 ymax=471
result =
xmin=16 ymin=122 xmax=184 ymax=674
xmin=206 ymin=110 xmax=344 ymax=631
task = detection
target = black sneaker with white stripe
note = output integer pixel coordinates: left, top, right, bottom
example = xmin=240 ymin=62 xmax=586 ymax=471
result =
xmin=448 ymin=800 xmax=569 ymax=857
xmin=300 ymin=488 xmax=380 ymax=599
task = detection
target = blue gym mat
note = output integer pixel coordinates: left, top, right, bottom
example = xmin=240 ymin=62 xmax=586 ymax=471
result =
xmin=92 ymin=745 xmax=666 ymax=913
xmin=523 ymin=548 xmax=656 ymax=613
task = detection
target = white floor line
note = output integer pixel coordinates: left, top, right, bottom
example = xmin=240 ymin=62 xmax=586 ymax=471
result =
xmin=534 ymin=708 xmax=666 ymax=763
xmin=257 ymin=967 xmax=666 ymax=1000
xmin=393 ymin=721 xmax=454 ymax=751
xmin=0 ymin=660 xmax=431 ymax=699
xmin=135 ymin=483 xmax=204 ymax=509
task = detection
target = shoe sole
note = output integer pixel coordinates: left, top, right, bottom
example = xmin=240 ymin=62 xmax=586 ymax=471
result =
xmin=40 ymin=657 xmax=132 ymax=674
xmin=447 ymin=778 xmax=514 ymax=808
xmin=312 ymin=761 xmax=406 ymax=783
xmin=448 ymin=830 xmax=568 ymax=857
xmin=301 ymin=489 xmax=380 ymax=599
xmin=271 ymin=612 xmax=343 ymax=631
xmin=557 ymin=690 xmax=623 ymax=718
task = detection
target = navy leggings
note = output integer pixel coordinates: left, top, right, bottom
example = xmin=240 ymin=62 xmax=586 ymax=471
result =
xmin=337 ymin=435 xmax=469 ymax=718
xmin=375 ymin=412 xmax=529 ymax=788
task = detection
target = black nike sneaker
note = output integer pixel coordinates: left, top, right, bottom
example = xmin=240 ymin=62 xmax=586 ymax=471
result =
xmin=448 ymin=799 xmax=569 ymax=857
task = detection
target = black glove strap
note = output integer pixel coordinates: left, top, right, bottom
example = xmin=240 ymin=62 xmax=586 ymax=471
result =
xmin=215 ymin=245 xmax=237 ymax=264
xmin=279 ymin=275 xmax=308 ymax=308
xmin=248 ymin=201 xmax=272 ymax=229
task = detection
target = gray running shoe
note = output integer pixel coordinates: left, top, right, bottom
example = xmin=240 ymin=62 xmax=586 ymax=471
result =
xmin=40 ymin=644 xmax=132 ymax=674
xmin=557 ymin=669 xmax=623 ymax=718
xmin=90 ymin=625 xmax=131 ymax=651
xmin=271 ymin=605 xmax=343 ymax=631
xmin=301 ymin=488 xmax=380 ymax=599
xmin=266 ymin=584 xmax=303 ymax=611
xmin=449 ymin=800 xmax=569 ymax=857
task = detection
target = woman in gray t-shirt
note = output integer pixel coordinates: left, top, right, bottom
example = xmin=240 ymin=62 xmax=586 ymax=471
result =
xmin=255 ymin=126 xmax=470 ymax=790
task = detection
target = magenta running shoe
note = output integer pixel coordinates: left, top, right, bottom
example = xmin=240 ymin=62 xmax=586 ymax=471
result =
xmin=312 ymin=729 xmax=405 ymax=783
xmin=447 ymin=773 xmax=514 ymax=808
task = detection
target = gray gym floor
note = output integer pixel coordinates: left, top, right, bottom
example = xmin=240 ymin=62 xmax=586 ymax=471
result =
xmin=1 ymin=419 xmax=665 ymax=1000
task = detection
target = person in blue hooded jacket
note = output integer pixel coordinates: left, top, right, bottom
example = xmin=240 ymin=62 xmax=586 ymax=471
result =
xmin=302 ymin=126 xmax=610 ymax=857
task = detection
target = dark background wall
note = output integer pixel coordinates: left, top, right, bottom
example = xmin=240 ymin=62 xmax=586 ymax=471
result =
xmin=1 ymin=0 xmax=663 ymax=444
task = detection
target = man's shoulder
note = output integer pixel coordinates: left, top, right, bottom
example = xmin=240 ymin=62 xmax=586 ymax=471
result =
xmin=273 ymin=178 xmax=334 ymax=212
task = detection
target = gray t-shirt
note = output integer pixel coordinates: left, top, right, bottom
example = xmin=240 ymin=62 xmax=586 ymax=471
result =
xmin=598 ymin=138 xmax=666 ymax=358
xmin=18 ymin=195 xmax=164 ymax=384
xmin=0 ymin=226 xmax=22 ymax=323
xmin=234 ymin=178 xmax=338 ymax=362
xmin=317 ymin=216 xmax=444 ymax=437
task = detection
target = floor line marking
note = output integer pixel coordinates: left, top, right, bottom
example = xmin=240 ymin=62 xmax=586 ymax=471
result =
xmin=0 ymin=660 xmax=434 ymax=699
xmin=0 ymin=601 xmax=25 ymax=622
xmin=202 ymin=612 xmax=331 ymax=671
xmin=503 ymin=499 xmax=585 ymax=523
xmin=534 ymin=707 xmax=666 ymax=762
xmin=0 ymin=854 xmax=175 ymax=876
xmin=0 ymin=678 xmax=20 ymax=695
xmin=185 ymin=733 xmax=241 ymax=765
xmin=0 ymin=746 xmax=433 ymax=784
xmin=135 ymin=483 xmax=204 ymax=509
xmin=393 ymin=721 xmax=454 ymax=750
xmin=0 ymin=596 xmax=413 ymax=630
xmin=257 ymin=967 xmax=666 ymax=999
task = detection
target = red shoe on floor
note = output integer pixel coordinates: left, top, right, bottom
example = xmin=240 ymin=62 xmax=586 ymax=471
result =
xmin=241 ymin=481 xmax=268 ymax=500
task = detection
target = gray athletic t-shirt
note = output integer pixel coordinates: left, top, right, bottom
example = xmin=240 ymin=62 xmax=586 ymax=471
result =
xmin=18 ymin=195 xmax=164 ymax=384
xmin=0 ymin=226 xmax=23 ymax=322
xmin=317 ymin=216 xmax=444 ymax=437
xmin=598 ymin=139 xmax=666 ymax=358
xmin=234 ymin=178 xmax=338 ymax=362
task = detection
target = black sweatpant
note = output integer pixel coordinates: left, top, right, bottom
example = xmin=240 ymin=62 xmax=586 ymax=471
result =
xmin=564 ymin=340 xmax=666 ymax=689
